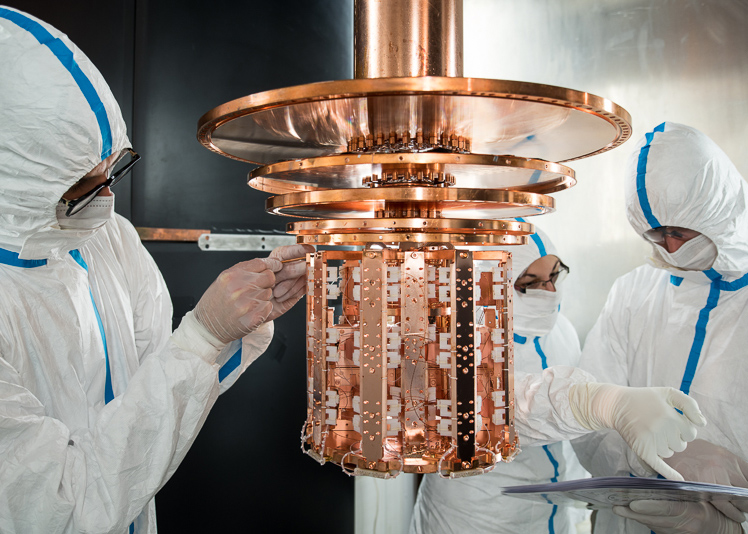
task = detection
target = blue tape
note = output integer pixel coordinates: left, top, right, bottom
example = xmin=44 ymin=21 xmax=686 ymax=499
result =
xmin=515 ymin=217 xmax=547 ymax=257
xmin=717 ymin=271 xmax=748 ymax=292
xmin=669 ymin=275 xmax=683 ymax=286
xmin=513 ymin=333 xmax=527 ymax=345
xmin=0 ymin=8 xmax=113 ymax=160
xmin=680 ymin=279 xmax=721 ymax=395
xmin=635 ymin=123 xmax=666 ymax=229
xmin=218 ymin=346 xmax=243 ymax=383
xmin=533 ymin=336 xmax=549 ymax=370
xmin=542 ymin=445 xmax=560 ymax=534
xmin=70 ymin=250 xmax=114 ymax=403
xmin=0 ymin=247 xmax=47 ymax=268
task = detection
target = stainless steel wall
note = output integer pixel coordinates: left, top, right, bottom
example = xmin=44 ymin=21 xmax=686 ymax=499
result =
xmin=465 ymin=0 xmax=748 ymax=341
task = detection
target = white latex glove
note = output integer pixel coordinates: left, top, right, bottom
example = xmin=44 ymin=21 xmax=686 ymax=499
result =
xmin=613 ymin=500 xmax=744 ymax=534
xmin=266 ymin=244 xmax=315 ymax=322
xmin=268 ymin=244 xmax=314 ymax=302
xmin=569 ymin=383 xmax=707 ymax=480
xmin=194 ymin=257 xmax=281 ymax=344
xmin=663 ymin=439 xmax=748 ymax=519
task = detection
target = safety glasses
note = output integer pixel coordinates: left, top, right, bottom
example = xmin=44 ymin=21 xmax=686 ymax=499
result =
xmin=515 ymin=260 xmax=569 ymax=294
xmin=61 ymin=149 xmax=140 ymax=217
xmin=642 ymin=226 xmax=701 ymax=247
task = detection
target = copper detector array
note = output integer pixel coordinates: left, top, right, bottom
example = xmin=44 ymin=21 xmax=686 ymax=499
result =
xmin=198 ymin=0 xmax=631 ymax=478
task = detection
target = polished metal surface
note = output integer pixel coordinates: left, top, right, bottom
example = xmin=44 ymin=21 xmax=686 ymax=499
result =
xmin=355 ymin=0 xmax=463 ymax=78
xmin=197 ymin=77 xmax=631 ymax=165
xmin=135 ymin=227 xmax=210 ymax=242
xmin=196 ymin=233 xmax=296 ymax=251
xmin=292 ymin=232 xmax=527 ymax=246
xmin=302 ymin=249 xmax=518 ymax=475
xmin=265 ymin=187 xmax=554 ymax=219
xmin=248 ymin=153 xmax=576 ymax=194
xmin=287 ymin=217 xmax=533 ymax=236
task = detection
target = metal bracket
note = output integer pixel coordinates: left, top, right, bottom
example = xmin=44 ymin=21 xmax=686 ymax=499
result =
xmin=197 ymin=233 xmax=296 ymax=252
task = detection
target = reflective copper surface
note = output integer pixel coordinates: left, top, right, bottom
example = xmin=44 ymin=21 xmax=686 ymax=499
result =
xmin=287 ymin=217 xmax=532 ymax=236
xmin=265 ymin=187 xmax=554 ymax=219
xmin=135 ymin=227 xmax=210 ymax=242
xmin=355 ymin=0 xmax=462 ymax=78
xmin=248 ymin=152 xmax=575 ymax=194
xmin=301 ymin=249 xmax=518 ymax=476
xmin=292 ymin=233 xmax=527 ymax=246
xmin=197 ymin=77 xmax=632 ymax=165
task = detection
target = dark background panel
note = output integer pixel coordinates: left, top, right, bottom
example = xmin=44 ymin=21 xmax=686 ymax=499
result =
xmin=131 ymin=0 xmax=354 ymax=231
xmin=5 ymin=1 xmax=355 ymax=532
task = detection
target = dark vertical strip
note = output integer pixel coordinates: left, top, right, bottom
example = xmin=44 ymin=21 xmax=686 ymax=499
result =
xmin=454 ymin=250 xmax=475 ymax=461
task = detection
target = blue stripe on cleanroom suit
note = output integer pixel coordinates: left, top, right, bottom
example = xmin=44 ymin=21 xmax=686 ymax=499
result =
xmin=0 ymin=8 xmax=114 ymax=160
xmin=218 ymin=346 xmax=243 ymax=383
xmin=535 ymin=335 xmax=559 ymax=533
xmin=635 ymin=122 xmax=665 ymax=229
xmin=515 ymin=217 xmax=547 ymax=257
xmin=0 ymin=247 xmax=47 ymax=268
xmin=69 ymin=250 xmax=115 ymax=404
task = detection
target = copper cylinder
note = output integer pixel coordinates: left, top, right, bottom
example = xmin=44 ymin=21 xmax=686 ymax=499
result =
xmin=354 ymin=0 xmax=463 ymax=79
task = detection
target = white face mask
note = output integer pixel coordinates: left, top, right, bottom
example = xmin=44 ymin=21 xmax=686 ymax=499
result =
xmin=56 ymin=195 xmax=115 ymax=230
xmin=513 ymin=286 xmax=562 ymax=337
xmin=655 ymin=234 xmax=718 ymax=271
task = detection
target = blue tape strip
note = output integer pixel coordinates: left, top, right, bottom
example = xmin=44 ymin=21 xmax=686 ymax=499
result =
xmin=635 ymin=123 xmax=666 ymax=229
xmin=218 ymin=346 xmax=243 ymax=383
xmin=514 ymin=217 xmax=547 ymax=257
xmin=680 ymin=279 xmax=721 ymax=395
xmin=717 ymin=271 xmax=748 ymax=292
xmin=70 ymin=250 xmax=114 ymax=403
xmin=669 ymin=275 xmax=683 ymax=286
xmin=533 ymin=336 xmax=549 ymax=370
xmin=0 ymin=247 xmax=47 ymax=268
xmin=0 ymin=8 xmax=113 ymax=160
xmin=513 ymin=333 xmax=527 ymax=345
xmin=542 ymin=445 xmax=560 ymax=534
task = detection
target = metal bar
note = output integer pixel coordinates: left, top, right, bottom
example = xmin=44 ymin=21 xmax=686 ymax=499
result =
xmin=311 ymin=254 xmax=327 ymax=449
xmin=401 ymin=251 xmax=428 ymax=455
xmin=197 ymin=233 xmax=296 ymax=251
xmin=454 ymin=249 xmax=476 ymax=461
xmin=354 ymin=0 xmax=463 ymax=79
xmin=135 ymin=227 xmax=210 ymax=242
xmin=360 ymin=250 xmax=388 ymax=463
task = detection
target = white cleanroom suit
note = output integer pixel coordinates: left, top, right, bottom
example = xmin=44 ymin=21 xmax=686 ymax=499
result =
xmin=0 ymin=7 xmax=292 ymax=533
xmin=573 ymin=122 xmax=748 ymax=533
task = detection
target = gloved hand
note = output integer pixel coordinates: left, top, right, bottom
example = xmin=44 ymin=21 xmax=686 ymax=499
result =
xmin=569 ymin=383 xmax=707 ymax=480
xmin=194 ymin=257 xmax=281 ymax=344
xmin=612 ymin=500 xmax=745 ymax=534
xmin=266 ymin=244 xmax=315 ymax=322
xmin=664 ymin=439 xmax=748 ymax=519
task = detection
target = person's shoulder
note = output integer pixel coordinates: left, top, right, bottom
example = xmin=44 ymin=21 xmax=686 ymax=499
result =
xmin=611 ymin=263 xmax=666 ymax=295
xmin=100 ymin=213 xmax=144 ymax=249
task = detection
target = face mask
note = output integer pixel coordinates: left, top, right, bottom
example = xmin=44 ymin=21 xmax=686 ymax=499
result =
xmin=513 ymin=286 xmax=562 ymax=337
xmin=655 ymin=234 xmax=718 ymax=271
xmin=56 ymin=195 xmax=115 ymax=230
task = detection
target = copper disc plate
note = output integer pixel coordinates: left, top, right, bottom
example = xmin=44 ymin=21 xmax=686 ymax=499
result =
xmin=294 ymin=232 xmax=528 ymax=246
xmin=287 ymin=217 xmax=533 ymax=235
xmin=265 ymin=187 xmax=554 ymax=219
xmin=198 ymin=77 xmax=632 ymax=165
xmin=248 ymin=153 xmax=575 ymax=194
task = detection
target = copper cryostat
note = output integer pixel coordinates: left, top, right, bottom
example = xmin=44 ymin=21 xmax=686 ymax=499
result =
xmin=197 ymin=0 xmax=631 ymax=478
